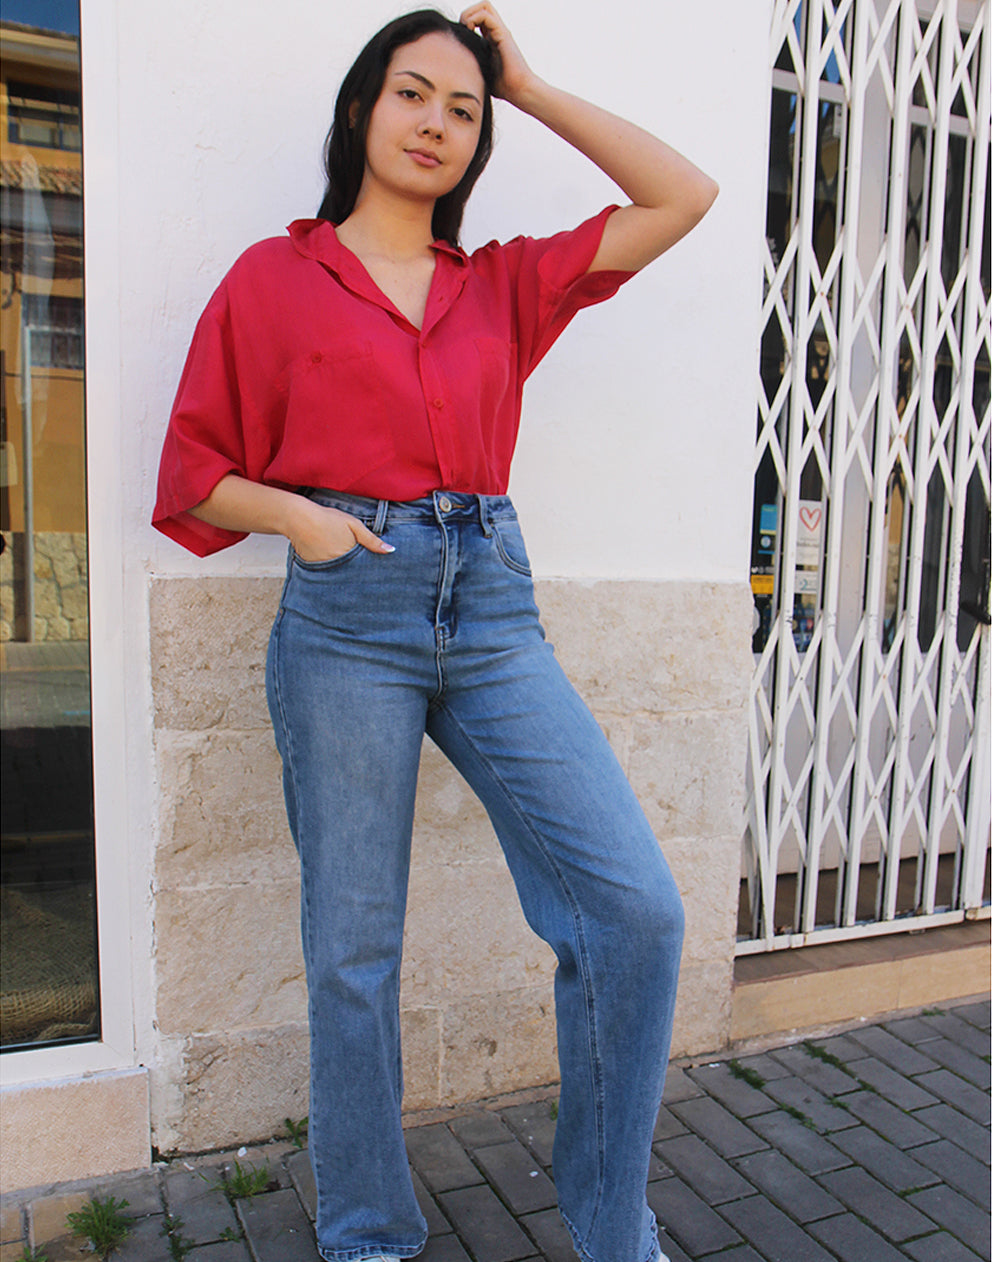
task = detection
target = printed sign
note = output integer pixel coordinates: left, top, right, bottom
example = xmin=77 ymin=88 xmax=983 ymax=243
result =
xmin=796 ymin=500 xmax=823 ymax=566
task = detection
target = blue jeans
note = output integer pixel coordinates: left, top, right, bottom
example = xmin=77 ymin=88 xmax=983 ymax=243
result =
xmin=266 ymin=490 xmax=684 ymax=1262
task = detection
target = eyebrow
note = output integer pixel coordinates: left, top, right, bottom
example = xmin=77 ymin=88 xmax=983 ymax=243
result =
xmin=394 ymin=70 xmax=481 ymax=106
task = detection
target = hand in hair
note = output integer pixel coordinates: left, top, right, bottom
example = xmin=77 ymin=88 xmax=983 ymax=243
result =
xmin=460 ymin=4 xmax=533 ymax=105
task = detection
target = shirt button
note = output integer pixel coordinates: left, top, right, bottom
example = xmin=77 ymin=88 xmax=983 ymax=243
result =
xmin=311 ymin=352 xmax=322 ymax=363
xmin=438 ymin=495 xmax=453 ymax=513
xmin=433 ymin=398 xmax=444 ymax=409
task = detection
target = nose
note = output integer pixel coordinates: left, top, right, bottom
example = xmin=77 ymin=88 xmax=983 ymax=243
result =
xmin=419 ymin=102 xmax=445 ymax=140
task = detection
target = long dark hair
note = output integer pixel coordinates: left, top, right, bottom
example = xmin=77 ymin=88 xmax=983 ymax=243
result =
xmin=317 ymin=10 xmax=499 ymax=247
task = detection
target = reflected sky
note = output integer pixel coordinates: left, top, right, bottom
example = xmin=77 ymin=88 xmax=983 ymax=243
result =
xmin=1 ymin=0 xmax=79 ymax=36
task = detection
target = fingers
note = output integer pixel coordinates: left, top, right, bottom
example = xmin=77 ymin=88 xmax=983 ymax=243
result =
xmin=350 ymin=518 xmax=395 ymax=554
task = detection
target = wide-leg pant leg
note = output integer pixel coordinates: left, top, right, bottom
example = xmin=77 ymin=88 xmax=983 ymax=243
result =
xmin=426 ymin=633 xmax=684 ymax=1262
xmin=266 ymin=559 xmax=433 ymax=1261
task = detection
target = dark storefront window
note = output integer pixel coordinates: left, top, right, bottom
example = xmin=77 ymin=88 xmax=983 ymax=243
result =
xmin=0 ymin=4 xmax=98 ymax=1050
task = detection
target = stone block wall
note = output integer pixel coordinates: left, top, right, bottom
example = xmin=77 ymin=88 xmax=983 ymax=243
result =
xmin=0 ymin=532 xmax=89 ymax=642
xmin=149 ymin=575 xmax=752 ymax=1154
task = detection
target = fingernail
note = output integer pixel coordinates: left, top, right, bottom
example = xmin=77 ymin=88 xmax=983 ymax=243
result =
xmin=380 ymin=542 xmax=396 ymax=553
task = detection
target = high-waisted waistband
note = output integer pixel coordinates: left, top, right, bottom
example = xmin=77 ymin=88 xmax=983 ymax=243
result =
xmin=300 ymin=488 xmax=517 ymax=535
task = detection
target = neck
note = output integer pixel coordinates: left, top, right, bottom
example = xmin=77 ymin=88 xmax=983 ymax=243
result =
xmin=337 ymin=187 xmax=437 ymax=260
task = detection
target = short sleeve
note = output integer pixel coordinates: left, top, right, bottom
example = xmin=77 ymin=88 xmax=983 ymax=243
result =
xmin=495 ymin=205 xmax=637 ymax=378
xmin=152 ymin=285 xmax=252 ymax=556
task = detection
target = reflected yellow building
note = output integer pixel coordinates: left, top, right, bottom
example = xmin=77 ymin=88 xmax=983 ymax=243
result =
xmin=1 ymin=19 xmax=86 ymax=641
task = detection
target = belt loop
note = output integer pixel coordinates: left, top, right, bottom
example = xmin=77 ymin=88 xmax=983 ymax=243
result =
xmin=373 ymin=498 xmax=389 ymax=534
xmin=477 ymin=494 xmax=493 ymax=536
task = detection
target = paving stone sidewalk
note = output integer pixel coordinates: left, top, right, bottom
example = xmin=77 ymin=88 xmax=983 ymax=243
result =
xmin=3 ymin=998 xmax=989 ymax=1262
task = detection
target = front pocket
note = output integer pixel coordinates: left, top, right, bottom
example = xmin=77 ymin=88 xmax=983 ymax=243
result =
xmin=491 ymin=519 xmax=532 ymax=576
xmin=290 ymin=541 xmax=365 ymax=571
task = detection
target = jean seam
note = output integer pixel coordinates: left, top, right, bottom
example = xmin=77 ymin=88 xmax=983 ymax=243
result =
xmin=269 ymin=605 xmax=328 ymax=1214
xmin=431 ymin=699 xmax=606 ymax=1242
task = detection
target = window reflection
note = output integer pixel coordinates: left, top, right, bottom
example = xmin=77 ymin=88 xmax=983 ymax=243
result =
xmin=0 ymin=8 xmax=98 ymax=1049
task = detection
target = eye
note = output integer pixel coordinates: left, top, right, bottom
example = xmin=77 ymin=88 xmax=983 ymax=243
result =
xmin=452 ymin=107 xmax=476 ymax=122
xmin=398 ymin=88 xmax=422 ymax=101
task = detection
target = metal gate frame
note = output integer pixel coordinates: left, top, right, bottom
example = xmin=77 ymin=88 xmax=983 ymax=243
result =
xmin=742 ymin=0 xmax=991 ymax=953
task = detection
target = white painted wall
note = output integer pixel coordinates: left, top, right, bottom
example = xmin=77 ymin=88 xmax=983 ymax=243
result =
xmin=114 ymin=0 xmax=768 ymax=585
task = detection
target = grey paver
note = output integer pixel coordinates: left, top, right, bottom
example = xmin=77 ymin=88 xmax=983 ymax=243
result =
xmin=914 ymin=1068 xmax=992 ymax=1123
xmin=807 ymin=1211 xmax=909 ymax=1261
xmin=746 ymin=1108 xmax=850 ymax=1174
xmin=162 ymin=1168 xmax=239 ymax=1244
xmin=499 ymin=1102 xmax=557 ymax=1168
xmin=732 ymin=1148 xmax=842 ymax=1222
xmin=763 ymin=1075 xmax=859 ymax=1133
xmin=112 ymin=1214 xmax=171 ymax=1262
xmin=699 ymin=1249 xmax=765 ymax=1262
xmin=654 ymin=1134 xmax=753 ymax=1205
xmin=884 ymin=1013 xmax=946 ymax=1044
xmin=843 ymin=1054 xmax=941 ymax=1109
xmin=517 ymin=1207 xmax=580 ymax=1262
xmin=100 ymin=1172 xmax=163 ymax=1218
xmin=913 ymin=1103 xmax=992 ymax=1163
xmin=661 ymin=1065 xmax=704 ymax=1103
xmin=420 ymin=1234 xmax=473 ymax=1262
xmin=835 ymin=1087 xmax=939 ymax=1146
xmin=437 ymin=1185 xmax=533 ymax=1262
xmin=809 ymin=1032 xmax=869 ymax=1062
xmin=645 ymin=1176 xmax=741 ymax=1256
xmin=669 ymin=1096 xmax=768 ymax=1157
xmin=769 ymin=1043 xmax=860 ymax=1096
xmin=412 ymin=1170 xmax=451 ymax=1238
xmin=236 ymin=1188 xmax=320 ymax=1262
xmin=732 ymin=1050 xmax=795 ymax=1081
xmin=903 ymin=1231 xmax=986 ymax=1261
xmin=285 ymin=1150 xmax=317 ymax=1220
xmin=654 ymin=1234 xmax=692 ymax=1262
xmin=449 ymin=1110 xmax=514 ymax=1150
xmin=405 ymin=1124 xmax=484 ymax=1194
xmin=472 ymin=1141 xmax=557 ymax=1215
xmin=717 ymin=1194 xmax=837 ymax=1262
xmin=952 ymin=1000 xmax=991 ymax=1030
xmin=917 ymin=1036 xmax=992 ymax=1088
xmin=652 ymin=1103 xmax=689 ymax=1142
xmin=828 ymin=1124 xmax=940 ymax=1192
xmin=685 ymin=1061 xmax=779 ymax=1117
xmin=907 ymin=1184 xmax=992 ymax=1256
xmin=818 ymin=1165 xmax=936 ymax=1242
xmin=918 ymin=1009 xmax=992 ymax=1055
xmin=848 ymin=1024 xmax=942 ymax=1074
xmin=187 ymin=1243 xmax=253 ymax=1262
xmin=909 ymin=1139 xmax=992 ymax=1208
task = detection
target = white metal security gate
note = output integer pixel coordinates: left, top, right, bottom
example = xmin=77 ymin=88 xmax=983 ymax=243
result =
xmin=741 ymin=0 xmax=991 ymax=952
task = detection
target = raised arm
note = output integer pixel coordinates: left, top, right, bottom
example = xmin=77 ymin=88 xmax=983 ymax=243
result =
xmin=461 ymin=3 xmax=718 ymax=273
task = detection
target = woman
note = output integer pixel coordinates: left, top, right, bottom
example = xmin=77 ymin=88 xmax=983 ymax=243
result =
xmin=153 ymin=6 xmax=717 ymax=1261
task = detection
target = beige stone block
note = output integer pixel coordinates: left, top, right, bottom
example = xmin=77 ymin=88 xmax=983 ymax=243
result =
xmin=155 ymin=882 xmax=306 ymax=1034
xmin=628 ymin=712 xmax=748 ymax=842
xmin=28 ymin=1192 xmax=90 ymax=1247
xmin=440 ymin=986 xmax=558 ymax=1104
xmin=536 ymin=579 xmax=753 ymax=716
xmin=400 ymin=1007 xmax=442 ymax=1110
xmin=663 ymin=834 xmax=741 ymax=969
xmin=156 ymin=729 xmax=296 ymax=889
xmin=403 ymin=860 xmax=556 ymax=1003
xmin=411 ymin=740 xmax=502 ymax=867
xmin=670 ymin=957 xmax=734 ymax=1057
xmin=150 ymin=577 xmax=281 ymax=731
xmin=179 ymin=1023 xmax=309 ymax=1153
xmin=1 ymin=1204 xmax=23 ymax=1246
xmin=60 ymin=583 xmax=89 ymax=622
xmin=0 ymin=1069 xmax=149 ymax=1193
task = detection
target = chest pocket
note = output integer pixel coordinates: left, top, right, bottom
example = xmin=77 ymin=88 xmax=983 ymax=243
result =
xmin=284 ymin=339 xmax=396 ymax=490
xmin=474 ymin=336 xmax=515 ymax=416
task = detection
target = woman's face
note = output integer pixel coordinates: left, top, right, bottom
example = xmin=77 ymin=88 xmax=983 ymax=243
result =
xmin=358 ymin=32 xmax=485 ymax=210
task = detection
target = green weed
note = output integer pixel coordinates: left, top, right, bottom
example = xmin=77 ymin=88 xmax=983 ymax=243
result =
xmin=728 ymin=1058 xmax=766 ymax=1089
xmin=162 ymin=1213 xmax=194 ymax=1261
xmin=285 ymin=1116 xmax=309 ymax=1149
xmin=65 ymin=1196 xmax=132 ymax=1258
xmin=548 ymin=1098 xmax=559 ymax=1121
xmin=223 ymin=1160 xmax=272 ymax=1200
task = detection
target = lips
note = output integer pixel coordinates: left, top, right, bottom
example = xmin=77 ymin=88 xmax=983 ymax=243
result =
xmin=406 ymin=148 xmax=442 ymax=167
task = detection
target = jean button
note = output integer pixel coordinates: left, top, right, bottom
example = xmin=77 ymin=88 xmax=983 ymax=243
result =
xmin=438 ymin=495 xmax=453 ymax=513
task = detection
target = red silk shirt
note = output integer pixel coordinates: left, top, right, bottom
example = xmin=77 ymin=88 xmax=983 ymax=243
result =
xmin=152 ymin=205 xmax=634 ymax=556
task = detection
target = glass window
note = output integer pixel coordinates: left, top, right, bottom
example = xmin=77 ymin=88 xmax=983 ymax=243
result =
xmin=0 ymin=4 xmax=97 ymax=1050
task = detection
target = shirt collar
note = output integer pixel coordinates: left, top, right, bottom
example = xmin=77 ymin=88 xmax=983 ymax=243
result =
xmin=287 ymin=219 xmax=468 ymax=270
